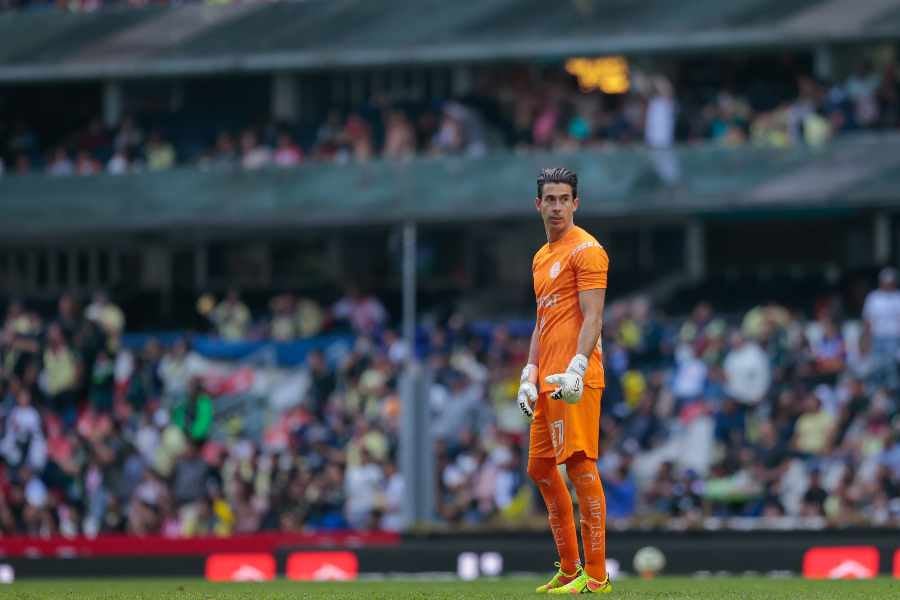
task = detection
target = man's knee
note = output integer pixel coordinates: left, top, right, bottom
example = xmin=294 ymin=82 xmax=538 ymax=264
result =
xmin=527 ymin=457 xmax=558 ymax=487
xmin=564 ymin=452 xmax=599 ymax=486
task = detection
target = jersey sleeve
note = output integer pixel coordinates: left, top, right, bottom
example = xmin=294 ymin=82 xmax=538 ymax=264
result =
xmin=572 ymin=243 xmax=609 ymax=291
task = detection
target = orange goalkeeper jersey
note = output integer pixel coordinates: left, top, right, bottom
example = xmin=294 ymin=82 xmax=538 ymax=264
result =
xmin=532 ymin=225 xmax=608 ymax=394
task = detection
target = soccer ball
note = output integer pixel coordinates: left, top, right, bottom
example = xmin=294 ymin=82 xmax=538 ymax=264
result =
xmin=633 ymin=546 xmax=665 ymax=578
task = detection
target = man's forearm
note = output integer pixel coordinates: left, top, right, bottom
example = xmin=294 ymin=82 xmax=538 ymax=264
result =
xmin=527 ymin=325 xmax=540 ymax=367
xmin=575 ymin=312 xmax=603 ymax=358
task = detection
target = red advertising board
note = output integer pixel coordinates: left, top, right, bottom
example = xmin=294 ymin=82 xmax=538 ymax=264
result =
xmin=205 ymin=553 xmax=276 ymax=582
xmin=802 ymin=546 xmax=879 ymax=579
xmin=287 ymin=551 xmax=359 ymax=581
xmin=894 ymin=549 xmax=900 ymax=578
xmin=0 ymin=531 xmax=398 ymax=558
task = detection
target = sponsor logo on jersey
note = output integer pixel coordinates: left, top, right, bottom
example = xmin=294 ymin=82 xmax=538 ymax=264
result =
xmin=570 ymin=240 xmax=600 ymax=257
xmin=536 ymin=293 xmax=559 ymax=310
xmin=549 ymin=261 xmax=562 ymax=279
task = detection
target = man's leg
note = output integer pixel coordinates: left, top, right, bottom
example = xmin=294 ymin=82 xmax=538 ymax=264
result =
xmin=527 ymin=455 xmax=580 ymax=574
xmin=565 ymin=452 xmax=607 ymax=583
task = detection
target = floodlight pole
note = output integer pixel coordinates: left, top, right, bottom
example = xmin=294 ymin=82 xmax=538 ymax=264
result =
xmin=399 ymin=220 xmax=434 ymax=527
xmin=402 ymin=221 xmax=416 ymax=357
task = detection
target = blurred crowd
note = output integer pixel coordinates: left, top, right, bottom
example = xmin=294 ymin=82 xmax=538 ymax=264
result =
xmin=431 ymin=268 xmax=900 ymax=529
xmin=1 ymin=268 xmax=898 ymax=538
xmin=193 ymin=286 xmax=386 ymax=341
xmin=0 ymin=287 xmax=404 ymax=538
xmin=4 ymin=59 xmax=900 ymax=178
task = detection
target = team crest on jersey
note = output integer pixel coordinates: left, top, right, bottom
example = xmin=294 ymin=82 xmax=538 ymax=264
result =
xmin=549 ymin=261 xmax=561 ymax=279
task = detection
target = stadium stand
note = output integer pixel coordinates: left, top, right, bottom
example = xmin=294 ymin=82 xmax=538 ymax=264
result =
xmin=1 ymin=272 xmax=898 ymax=537
xmin=2 ymin=134 xmax=900 ymax=238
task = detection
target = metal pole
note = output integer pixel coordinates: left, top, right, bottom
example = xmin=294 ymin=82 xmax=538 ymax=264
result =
xmin=399 ymin=221 xmax=417 ymax=526
xmin=874 ymin=212 xmax=891 ymax=265
xmin=402 ymin=221 xmax=416 ymax=362
xmin=685 ymin=220 xmax=706 ymax=282
xmin=398 ymin=220 xmax=434 ymax=526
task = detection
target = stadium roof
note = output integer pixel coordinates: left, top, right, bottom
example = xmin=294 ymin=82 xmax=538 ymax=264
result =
xmin=3 ymin=0 xmax=900 ymax=82
xmin=3 ymin=133 xmax=900 ymax=239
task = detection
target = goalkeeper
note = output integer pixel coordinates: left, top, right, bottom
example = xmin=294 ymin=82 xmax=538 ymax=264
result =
xmin=516 ymin=168 xmax=611 ymax=595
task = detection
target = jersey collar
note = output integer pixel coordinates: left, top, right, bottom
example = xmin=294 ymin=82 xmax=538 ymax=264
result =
xmin=548 ymin=224 xmax=579 ymax=248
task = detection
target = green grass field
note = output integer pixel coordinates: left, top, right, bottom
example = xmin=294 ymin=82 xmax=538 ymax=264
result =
xmin=0 ymin=577 xmax=897 ymax=599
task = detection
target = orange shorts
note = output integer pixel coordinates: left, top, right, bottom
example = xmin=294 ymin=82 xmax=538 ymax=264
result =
xmin=529 ymin=386 xmax=602 ymax=464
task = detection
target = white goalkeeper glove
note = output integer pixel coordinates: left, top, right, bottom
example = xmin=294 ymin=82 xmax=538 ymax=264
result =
xmin=546 ymin=354 xmax=588 ymax=404
xmin=517 ymin=363 xmax=538 ymax=420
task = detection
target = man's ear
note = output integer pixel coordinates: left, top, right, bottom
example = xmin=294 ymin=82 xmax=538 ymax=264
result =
xmin=572 ymin=196 xmax=579 ymax=212
xmin=535 ymin=197 xmax=542 ymax=212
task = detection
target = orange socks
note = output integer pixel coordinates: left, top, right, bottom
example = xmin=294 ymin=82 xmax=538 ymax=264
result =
xmin=527 ymin=456 xmax=580 ymax=574
xmin=566 ymin=454 xmax=608 ymax=582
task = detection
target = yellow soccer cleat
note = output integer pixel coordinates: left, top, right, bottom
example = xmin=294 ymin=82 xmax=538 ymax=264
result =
xmin=536 ymin=562 xmax=583 ymax=593
xmin=547 ymin=571 xmax=612 ymax=594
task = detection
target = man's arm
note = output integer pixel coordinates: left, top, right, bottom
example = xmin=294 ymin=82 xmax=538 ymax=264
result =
xmin=527 ymin=319 xmax=540 ymax=367
xmin=575 ymin=288 xmax=606 ymax=358
xmin=546 ymin=287 xmax=606 ymax=404
xmin=517 ymin=312 xmax=541 ymax=420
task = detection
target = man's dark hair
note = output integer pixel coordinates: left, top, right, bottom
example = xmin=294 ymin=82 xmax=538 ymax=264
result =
xmin=537 ymin=167 xmax=578 ymax=199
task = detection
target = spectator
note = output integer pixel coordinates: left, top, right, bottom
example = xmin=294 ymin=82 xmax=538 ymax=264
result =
xmin=305 ymin=349 xmax=334 ymax=419
xmin=383 ymin=110 xmax=416 ymax=161
xmin=47 ymin=147 xmax=74 ymax=176
xmin=107 ymin=148 xmax=129 ymax=174
xmin=145 ymin=132 xmax=175 ymax=171
xmin=202 ymin=289 xmax=251 ymax=340
xmin=75 ymin=149 xmax=101 ymax=175
xmin=85 ymin=291 xmax=125 ymax=340
xmin=41 ymin=323 xmax=80 ymax=426
xmin=344 ymin=449 xmax=384 ymax=529
xmin=342 ymin=113 xmax=373 ymax=163
xmin=296 ymin=297 xmax=325 ymax=338
xmin=332 ymin=287 xmax=387 ymax=335
xmin=89 ymin=349 xmax=115 ymax=414
xmin=211 ymin=131 xmax=238 ymax=168
xmin=273 ymin=132 xmax=303 ymax=168
xmin=171 ymin=379 xmax=213 ymax=443
xmin=604 ymin=460 xmax=638 ymax=520
xmin=722 ymin=332 xmax=771 ymax=405
xmin=862 ymin=267 xmax=900 ymax=390
xmin=645 ymin=75 xmax=680 ymax=183
xmin=379 ymin=461 xmax=407 ymax=531
xmin=269 ymin=294 xmax=298 ymax=341
xmin=0 ymin=388 xmax=46 ymax=472
xmin=793 ymin=394 xmax=834 ymax=456
xmin=314 ymin=109 xmax=343 ymax=156
xmin=158 ymin=338 xmax=202 ymax=404
xmin=76 ymin=117 xmax=109 ymax=154
xmin=810 ymin=319 xmax=845 ymax=381
xmin=846 ymin=60 xmax=881 ymax=128
xmin=114 ymin=116 xmax=143 ymax=155
xmin=239 ymin=129 xmax=271 ymax=170
xmin=171 ymin=441 xmax=210 ymax=507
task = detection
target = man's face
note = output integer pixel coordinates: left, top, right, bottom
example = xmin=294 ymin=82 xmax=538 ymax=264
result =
xmin=535 ymin=182 xmax=578 ymax=235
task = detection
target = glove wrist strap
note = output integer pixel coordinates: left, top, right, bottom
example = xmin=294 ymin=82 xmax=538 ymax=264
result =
xmin=567 ymin=354 xmax=588 ymax=377
xmin=521 ymin=363 xmax=538 ymax=384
